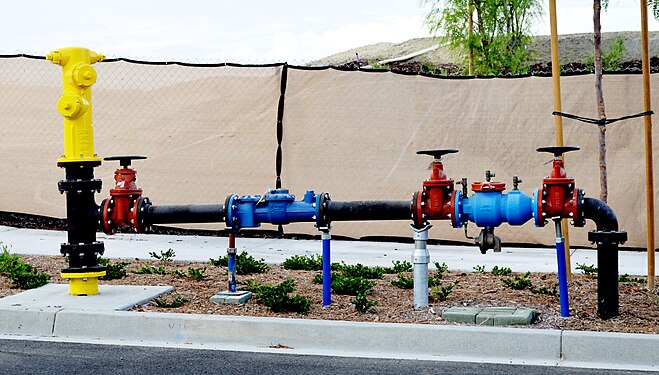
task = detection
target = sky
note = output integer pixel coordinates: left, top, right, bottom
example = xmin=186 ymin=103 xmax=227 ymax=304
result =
xmin=2 ymin=0 xmax=659 ymax=63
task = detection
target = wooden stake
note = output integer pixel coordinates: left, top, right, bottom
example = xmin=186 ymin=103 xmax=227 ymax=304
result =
xmin=549 ymin=0 xmax=573 ymax=281
xmin=640 ymin=0 xmax=656 ymax=288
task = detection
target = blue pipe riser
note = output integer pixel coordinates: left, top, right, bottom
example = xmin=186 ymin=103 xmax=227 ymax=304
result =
xmin=454 ymin=190 xmax=533 ymax=228
xmin=226 ymin=189 xmax=320 ymax=230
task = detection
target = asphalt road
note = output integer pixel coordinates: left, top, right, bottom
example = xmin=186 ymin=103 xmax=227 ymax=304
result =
xmin=0 ymin=339 xmax=654 ymax=375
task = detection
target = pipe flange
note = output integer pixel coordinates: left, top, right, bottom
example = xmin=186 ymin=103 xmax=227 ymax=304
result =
xmin=316 ymin=192 xmax=331 ymax=228
xmin=134 ymin=196 xmax=151 ymax=233
xmin=588 ymin=230 xmax=628 ymax=245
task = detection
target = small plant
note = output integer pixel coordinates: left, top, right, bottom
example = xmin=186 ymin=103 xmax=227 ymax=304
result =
xmin=132 ymin=265 xmax=168 ymax=275
xmin=390 ymin=273 xmax=414 ymax=289
xmin=351 ymin=292 xmax=377 ymax=313
xmin=149 ymin=248 xmax=176 ymax=262
xmin=97 ymin=257 xmax=128 ymax=280
xmin=209 ymin=257 xmax=226 ymax=267
xmin=154 ymin=295 xmax=188 ymax=308
xmin=0 ymin=244 xmax=50 ymax=289
xmin=434 ymin=262 xmax=449 ymax=278
xmin=619 ymin=274 xmax=646 ymax=284
xmin=338 ymin=263 xmax=384 ymax=279
xmin=331 ymin=274 xmax=376 ymax=296
xmin=491 ymin=265 xmax=512 ymax=276
xmin=576 ymin=263 xmax=598 ymax=277
xmin=531 ymin=285 xmax=558 ymax=296
xmin=282 ymin=254 xmax=323 ymax=271
xmin=249 ymin=279 xmax=312 ymax=314
xmin=312 ymin=272 xmax=340 ymax=284
xmin=502 ymin=272 xmax=533 ymax=290
xmin=473 ymin=264 xmax=486 ymax=274
xmin=185 ymin=267 xmax=208 ymax=280
xmin=10 ymin=270 xmax=50 ymax=289
xmin=429 ymin=281 xmax=459 ymax=302
xmin=369 ymin=62 xmax=388 ymax=70
xmin=211 ymin=251 xmax=269 ymax=275
xmin=383 ymin=260 xmax=412 ymax=274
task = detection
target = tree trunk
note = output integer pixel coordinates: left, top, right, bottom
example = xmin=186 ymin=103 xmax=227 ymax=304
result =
xmin=593 ymin=0 xmax=608 ymax=202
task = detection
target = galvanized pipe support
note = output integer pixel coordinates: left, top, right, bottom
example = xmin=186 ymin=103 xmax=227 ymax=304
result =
xmin=411 ymin=224 xmax=432 ymax=309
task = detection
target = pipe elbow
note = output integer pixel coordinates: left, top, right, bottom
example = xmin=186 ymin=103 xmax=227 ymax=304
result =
xmin=581 ymin=197 xmax=619 ymax=232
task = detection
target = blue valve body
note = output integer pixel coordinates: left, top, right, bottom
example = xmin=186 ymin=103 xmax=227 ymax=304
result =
xmin=227 ymin=189 xmax=321 ymax=230
xmin=454 ymin=189 xmax=533 ymax=228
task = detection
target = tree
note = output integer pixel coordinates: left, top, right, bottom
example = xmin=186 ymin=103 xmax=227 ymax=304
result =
xmin=593 ymin=0 xmax=608 ymax=202
xmin=423 ymin=0 xmax=543 ymax=75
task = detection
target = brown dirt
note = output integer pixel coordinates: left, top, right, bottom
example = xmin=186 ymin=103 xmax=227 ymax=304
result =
xmin=2 ymin=254 xmax=658 ymax=335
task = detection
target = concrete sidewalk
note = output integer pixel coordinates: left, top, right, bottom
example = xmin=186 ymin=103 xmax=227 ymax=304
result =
xmin=0 ymin=225 xmax=653 ymax=275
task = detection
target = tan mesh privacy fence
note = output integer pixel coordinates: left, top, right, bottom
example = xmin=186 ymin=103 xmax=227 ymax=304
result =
xmin=0 ymin=56 xmax=657 ymax=248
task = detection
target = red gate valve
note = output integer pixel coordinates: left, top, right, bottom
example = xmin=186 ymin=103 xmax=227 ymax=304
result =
xmin=412 ymin=149 xmax=458 ymax=227
xmin=100 ymin=156 xmax=148 ymax=234
xmin=533 ymin=146 xmax=583 ymax=227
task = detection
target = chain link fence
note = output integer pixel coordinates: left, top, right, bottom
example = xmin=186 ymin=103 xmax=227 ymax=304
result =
xmin=0 ymin=54 xmax=657 ymax=247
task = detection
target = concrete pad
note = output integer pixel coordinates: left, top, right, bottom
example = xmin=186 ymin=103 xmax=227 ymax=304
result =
xmin=0 ymin=307 xmax=58 ymax=336
xmin=561 ymin=330 xmax=659 ymax=371
xmin=0 ymin=284 xmax=173 ymax=311
xmin=210 ymin=291 xmax=252 ymax=304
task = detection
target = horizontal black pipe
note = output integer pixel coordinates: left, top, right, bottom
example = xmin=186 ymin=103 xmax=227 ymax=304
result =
xmin=146 ymin=204 xmax=225 ymax=224
xmin=581 ymin=197 xmax=622 ymax=319
xmin=326 ymin=200 xmax=411 ymax=222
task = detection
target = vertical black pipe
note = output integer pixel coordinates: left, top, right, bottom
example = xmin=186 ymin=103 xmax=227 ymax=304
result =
xmin=580 ymin=197 xmax=627 ymax=319
xmin=58 ymin=162 xmax=104 ymax=271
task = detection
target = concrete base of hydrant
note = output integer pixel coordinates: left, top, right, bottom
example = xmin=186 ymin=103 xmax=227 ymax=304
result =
xmin=210 ymin=291 xmax=252 ymax=304
xmin=0 ymin=284 xmax=173 ymax=311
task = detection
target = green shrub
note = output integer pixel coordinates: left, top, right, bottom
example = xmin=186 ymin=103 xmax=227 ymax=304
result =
xmin=331 ymin=274 xmax=375 ymax=296
xmin=390 ymin=273 xmax=414 ymax=289
xmin=338 ymin=263 xmax=383 ymax=279
xmin=530 ymin=285 xmax=558 ymax=296
xmin=211 ymin=251 xmax=269 ymax=275
xmin=97 ymin=257 xmax=128 ymax=280
xmin=154 ymin=295 xmax=187 ymax=308
xmin=576 ymin=263 xmax=598 ymax=277
xmin=132 ymin=265 xmax=168 ymax=275
xmin=149 ymin=248 xmax=176 ymax=262
xmin=186 ymin=267 xmax=208 ymax=280
xmin=429 ymin=281 xmax=459 ymax=302
xmin=502 ymin=272 xmax=533 ymax=290
xmin=249 ymin=279 xmax=312 ymax=314
xmin=0 ymin=244 xmax=50 ymax=289
xmin=434 ymin=262 xmax=449 ymax=278
xmin=383 ymin=260 xmax=412 ymax=274
xmin=283 ymin=254 xmax=323 ymax=271
xmin=473 ymin=264 xmax=486 ymax=274
xmin=491 ymin=265 xmax=512 ymax=276
xmin=351 ymin=292 xmax=377 ymax=313
xmin=619 ymin=274 xmax=646 ymax=284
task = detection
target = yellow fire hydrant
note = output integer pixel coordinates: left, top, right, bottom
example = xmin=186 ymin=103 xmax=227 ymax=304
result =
xmin=47 ymin=47 xmax=106 ymax=295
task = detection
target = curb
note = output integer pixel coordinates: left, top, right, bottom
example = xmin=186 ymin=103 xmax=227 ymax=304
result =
xmin=1 ymin=308 xmax=657 ymax=371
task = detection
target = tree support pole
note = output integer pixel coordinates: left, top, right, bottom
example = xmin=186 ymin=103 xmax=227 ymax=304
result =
xmin=640 ymin=0 xmax=656 ymax=288
xmin=548 ymin=0 xmax=573 ymax=281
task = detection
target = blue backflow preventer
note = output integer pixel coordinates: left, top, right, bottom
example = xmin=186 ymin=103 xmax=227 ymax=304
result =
xmin=226 ymin=189 xmax=322 ymax=230
xmin=453 ymin=189 xmax=534 ymax=229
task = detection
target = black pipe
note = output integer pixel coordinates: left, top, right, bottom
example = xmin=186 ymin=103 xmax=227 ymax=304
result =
xmin=326 ymin=200 xmax=411 ymax=222
xmin=58 ymin=162 xmax=105 ymax=272
xmin=145 ymin=204 xmax=226 ymax=225
xmin=580 ymin=197 xmax=627 ymax=319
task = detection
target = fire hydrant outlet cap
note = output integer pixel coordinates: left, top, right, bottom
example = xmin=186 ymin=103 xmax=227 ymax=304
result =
xmin=57 ymin=94 xmax=84 ymax=118
xmin=73 ymin=64 xmax=97 ymax=87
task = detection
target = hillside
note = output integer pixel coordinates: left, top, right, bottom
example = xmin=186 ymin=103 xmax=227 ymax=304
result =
xmin=309 ymin=31 xmax=659 ymax=69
